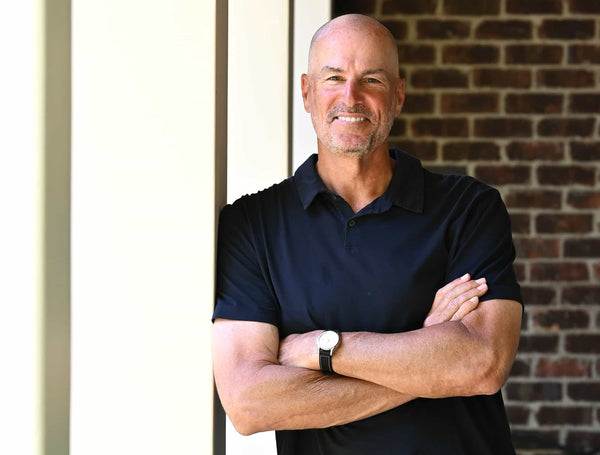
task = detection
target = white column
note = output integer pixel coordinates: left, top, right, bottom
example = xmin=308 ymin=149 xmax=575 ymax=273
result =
xmin=227 ymin=0 xmax=290 ymax=203
xmin=292 ymin=0 xmax=331 ymax=171
xmin=71 ymin=1 xmax=226 ymax=454
xmin=0 ymin=1 xmax=70 ymax=454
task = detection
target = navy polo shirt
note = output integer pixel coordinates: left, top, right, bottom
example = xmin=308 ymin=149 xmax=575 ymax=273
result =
xmin=214 ymin=149 xmax=522 ymax=454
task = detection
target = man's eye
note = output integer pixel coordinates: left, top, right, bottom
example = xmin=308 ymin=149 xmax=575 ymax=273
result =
xmin=365 ymin=78 xmax=380 ymax=83
xmin=327 ymin=75 xmax=342 ymax=81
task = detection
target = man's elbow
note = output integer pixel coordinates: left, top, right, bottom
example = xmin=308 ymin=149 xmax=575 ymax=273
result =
xmin=220 ymin=393 xmax=271 ymax=436
xmin=475 ymin=348 xmax=514 ymax=396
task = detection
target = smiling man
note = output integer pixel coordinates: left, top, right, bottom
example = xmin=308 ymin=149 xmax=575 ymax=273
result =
xmin=213 ymin=14 xmax=522 ymax=454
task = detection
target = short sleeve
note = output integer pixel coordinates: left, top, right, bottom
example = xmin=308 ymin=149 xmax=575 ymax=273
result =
xmin=212 ymin=202 xmax=280 ymax=325
xmin=446 ymin=184 xmax=522 ymax=306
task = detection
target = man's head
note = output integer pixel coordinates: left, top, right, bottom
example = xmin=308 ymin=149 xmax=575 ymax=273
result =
xmin=302 ymin=14 xmax=405 ymax=158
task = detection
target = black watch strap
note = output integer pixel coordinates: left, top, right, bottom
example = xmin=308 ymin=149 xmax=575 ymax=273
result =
xmin=319 ymin=348 xmax=334 ymax=373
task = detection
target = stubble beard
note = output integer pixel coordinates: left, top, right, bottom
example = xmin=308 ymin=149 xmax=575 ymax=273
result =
xmin=316 ymin=104 xmax=396 ymax=158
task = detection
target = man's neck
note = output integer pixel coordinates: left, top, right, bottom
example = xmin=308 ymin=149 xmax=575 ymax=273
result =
xmin=316 ymin=145 xmax=394 ymax=214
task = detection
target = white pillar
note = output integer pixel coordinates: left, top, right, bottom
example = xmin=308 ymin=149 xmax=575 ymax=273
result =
xmin=292 ymin=0 xmax=331 ymax=171
xmin=71 ymin=1 xmax=226 ymax=454
xmin=0 ymin=1 xmax=71 ymax=454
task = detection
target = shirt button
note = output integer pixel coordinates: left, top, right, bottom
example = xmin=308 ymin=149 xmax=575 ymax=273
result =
xmin=348 ymin=220 xmax=356 ymax=227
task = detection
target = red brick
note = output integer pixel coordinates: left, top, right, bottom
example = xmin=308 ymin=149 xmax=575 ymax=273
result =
xmin=390 ymin=119 xmax=406 ymax=137
xmin=391 ymin=141 xmax=437 ymax=161
xmin=537 ymin=69 xmax=595 ymax=88
xmin=417 ymin=20 xmax=470 ymax=40
xmin=536 ymin=406 xmax=592 ymax=425
xmin=505 ymin=406 xmax=530 ymax=425
xmin=332 ymin=0 xmax=375 ymax=15
xmin=534 ymin=309 xmax=589 ymax=330
xmin=562 ymin=286 xmax=600 ymax=305
xmin=530 ymin=262 xmax=589 ymax=281
xmin=506 ymin=45 xmax=563 ymax=64
xmin=474 ymin=69 xmax=531 ymax=88
xmin=401 ymin=94 xmax=434 ymax=114
xmin=568 ymin=382 xmax=600 ymax=401
xmin=411 ymin=69 xmax=468 ymax=88
xmin=474 ymin=118 xmax=532 ymax=138
xmin=397 ymin=45 xmax=435 ymax=64
xmin=536 ymin=214 xmax=593 ymax=233
xmin=569 ymin=45 xmax=600 ymax=64
xmin=538 ymin=165 xmax=596 ymax=185
xmin=475 ymin=165 xmax=530 ymax=185
xmin=505 ymin=190 xmax=561 ymax=209
xmin=567 ymin=191 xmax=600 ymax=209
xmin=514 ymin=238 xmax=560 ymax=258
xmin=506 ymin=94 xmax=562 ymax=114
xmin=566 ymin=335 xmax=600 ymax=354
xmin=566 ymin=432 xmax=600 ymax=454
xmin=382 ymin=0 xmax=438 ymax=14
xmin=570 ymin=0 xmax=600 ymax=12
xmin=507 ymin=0 xmax=563 ymax=14
xmin=536 ymin=358 xmax=592 ymax=377
xmin=476 ymin=21 xmax=532 ymax=40
xmin=510 ymin=359 xmax=532 ymax=377
xmin=443 ymin=45 xmax=499 ymax=64
xmin=571 ymin=142 xmax=600 ymax=160
xmin=539 ymin=20 xmax=595 ymax=40
xmin=506 ymin=142 xmax=564 ymax=161
xmin=538 ymin=118 xmax=596 ymax=137
xmin=505 ymin=382 xmax=562 ymax=401
xmin=520 ymin=286 xmax=556 ymax=305
xmin=510 ymin=213 xmax=530 ymax=234
xmin=381 ymin=21 xmax=407 ymax=40
xmin=442 ymin=142 xmax=500 ymax=160
xmin=569 ymin=94 xmax=600 ymax=114
xmin=444 ymin=0 xmax=499 ymax=15
xmin=411 ymin=118 xmax=468 ymax=137
xmin=518 ymin=335 xmax=559 ymax=353
xmin=565 ymin=239 xmax=600 ymax=258
xmin=441 ymin=94 xmax=498 ymax=113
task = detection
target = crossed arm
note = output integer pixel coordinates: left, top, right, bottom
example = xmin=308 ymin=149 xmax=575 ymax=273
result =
xmin=212 ymin=274 xmax=522 ymax=436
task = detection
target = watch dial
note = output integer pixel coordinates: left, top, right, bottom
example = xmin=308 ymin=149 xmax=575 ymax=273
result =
xmin=319 ymin=331 xmax=339 ymax=350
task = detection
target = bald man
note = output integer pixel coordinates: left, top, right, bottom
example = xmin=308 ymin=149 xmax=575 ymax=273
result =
xmin=213 ymin=14 xmax=522 ymax=454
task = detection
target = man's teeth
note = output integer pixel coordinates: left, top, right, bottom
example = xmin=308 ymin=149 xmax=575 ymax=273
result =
xmin=337 ymin=116 xmax=366 ymax=122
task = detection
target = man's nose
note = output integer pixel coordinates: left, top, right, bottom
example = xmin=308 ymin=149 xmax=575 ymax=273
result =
xmin=342 ymin=78 xmax=361 ymax=106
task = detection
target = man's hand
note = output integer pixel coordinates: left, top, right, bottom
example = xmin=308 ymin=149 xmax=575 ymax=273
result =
xmin=423 ymin=273 xmax=487 ymax=327
xmin=278 ymin=274 xmax=488 ymax=369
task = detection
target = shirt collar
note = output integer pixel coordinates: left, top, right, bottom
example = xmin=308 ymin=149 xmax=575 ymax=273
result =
xmin=294 ymin=148 xmax=424 ymax=213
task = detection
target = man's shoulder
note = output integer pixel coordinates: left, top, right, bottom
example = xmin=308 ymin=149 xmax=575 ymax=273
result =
xmin=424 ymin=168 xmax=500 ymax=202
xmin=221 ymin=176 xmax=299 ymax=225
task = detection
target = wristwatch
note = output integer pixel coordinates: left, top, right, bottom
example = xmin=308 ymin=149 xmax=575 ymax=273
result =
xmin=316 ymin=330 xmax=340 ymax=374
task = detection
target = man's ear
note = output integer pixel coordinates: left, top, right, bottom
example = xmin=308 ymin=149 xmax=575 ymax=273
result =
xmin=301 ymin=73 xmax=311 ymax=113
xmin=395 ymin=78 xmax=405 ymax=116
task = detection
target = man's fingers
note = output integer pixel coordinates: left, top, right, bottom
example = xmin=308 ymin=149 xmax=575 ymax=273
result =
xmin=425 ymin=277 xmax=488 ymax=327
xmin=437 ymin=280 xmax=487 ymax=322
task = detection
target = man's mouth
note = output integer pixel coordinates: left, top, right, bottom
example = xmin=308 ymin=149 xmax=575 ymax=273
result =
xmin=335 ymin=116 xmax=367 ymax=122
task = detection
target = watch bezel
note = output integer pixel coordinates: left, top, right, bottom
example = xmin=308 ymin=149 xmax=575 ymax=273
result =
xmin=317 ymin=330 xmax=340 ymax=351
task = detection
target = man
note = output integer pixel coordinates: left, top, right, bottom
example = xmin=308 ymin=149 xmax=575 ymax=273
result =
xmin=213 ymin=14 xmax=522 ymax=454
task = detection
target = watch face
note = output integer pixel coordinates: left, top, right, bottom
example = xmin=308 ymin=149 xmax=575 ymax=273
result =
xmin=318 ymin=331 xmax=339 ymax=350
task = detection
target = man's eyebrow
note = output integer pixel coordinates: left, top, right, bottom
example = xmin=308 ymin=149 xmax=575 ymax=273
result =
xmin=319 ymin=66 xmax=388 ymax=77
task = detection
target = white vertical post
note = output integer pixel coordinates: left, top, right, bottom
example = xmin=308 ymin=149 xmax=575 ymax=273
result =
xmin=292 ymin=0 xmax=331 ymax=171
xmin=71 ymin=1 xmax=226 ymax=454
xmin=227 ymin=0 xmax=290 ymax=203
xmin=0 ymin=1 xmax=71 ymax=454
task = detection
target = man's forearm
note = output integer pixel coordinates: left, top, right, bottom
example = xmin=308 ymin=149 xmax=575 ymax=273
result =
xmin=280 ymin=300 xmax=522 ymax=399
xmin=218 ymin=362 xmax=413 ymax=435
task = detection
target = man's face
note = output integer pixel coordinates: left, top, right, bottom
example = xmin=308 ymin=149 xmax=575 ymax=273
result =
xmin=302 ymin=26 xmax=404 ymax=157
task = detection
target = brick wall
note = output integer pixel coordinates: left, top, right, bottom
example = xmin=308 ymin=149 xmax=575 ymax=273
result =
xmin=332 ymin=0 xmax=600 ymax=453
